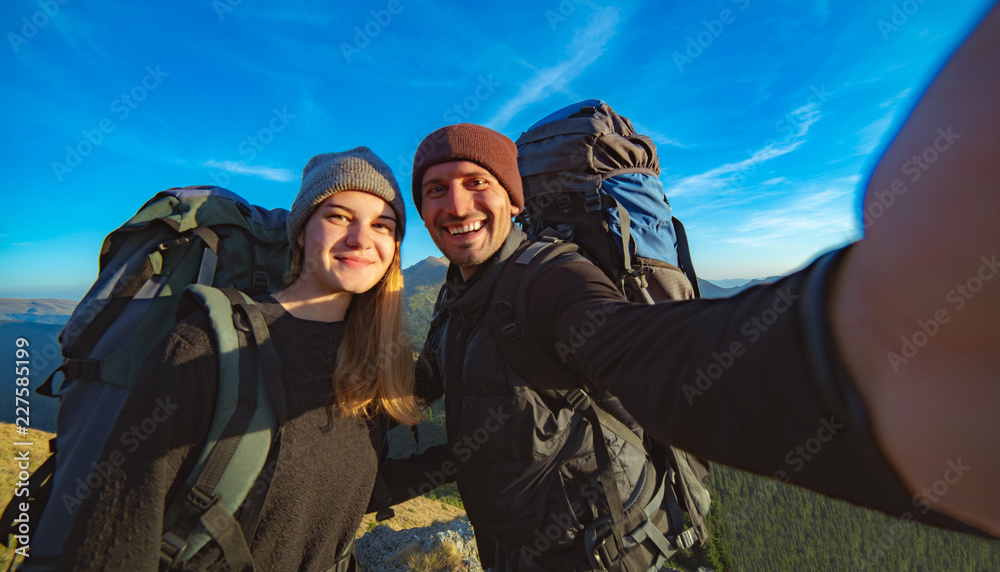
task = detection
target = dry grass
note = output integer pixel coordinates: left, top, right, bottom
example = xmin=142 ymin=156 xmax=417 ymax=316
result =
xmin=0 ymin=423 xmax=56 ymax=569
xmin=396 ymin=540 xmax=465 ymax=572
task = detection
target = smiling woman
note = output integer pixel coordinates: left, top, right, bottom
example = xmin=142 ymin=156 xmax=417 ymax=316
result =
xmin=43 ymin=147 xmax=424 ymax=572
xmin=278 ymin=191 xmax=399 ymax=321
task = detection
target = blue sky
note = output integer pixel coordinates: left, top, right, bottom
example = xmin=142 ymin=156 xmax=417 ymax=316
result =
xmin=1 ymin=0 xmax=993 ymax=300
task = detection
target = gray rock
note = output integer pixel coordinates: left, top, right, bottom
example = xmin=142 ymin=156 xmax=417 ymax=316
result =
xmin=357 ymin=517 xmax=482 ymax=572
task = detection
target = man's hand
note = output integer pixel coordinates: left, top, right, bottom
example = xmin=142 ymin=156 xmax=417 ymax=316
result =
xmin=831 ymin=2 xmax=1000 ymax=536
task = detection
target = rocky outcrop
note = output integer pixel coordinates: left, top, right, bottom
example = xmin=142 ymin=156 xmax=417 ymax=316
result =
xmin=357 ymin=517 xmax=482 ymax=572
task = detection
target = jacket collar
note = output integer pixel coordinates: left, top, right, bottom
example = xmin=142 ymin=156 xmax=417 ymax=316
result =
xmin=440 ymin=223 xmax=528 ymax=318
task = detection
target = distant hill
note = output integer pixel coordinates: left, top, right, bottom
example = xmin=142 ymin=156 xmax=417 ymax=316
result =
xmin=703 ymin=278 xmax=751 ymax=289
xmin=403 ymin=256 xmax=448 ymax=296
xmin=743 ymin=275 xmax=783 ymax=288
xmin=697 ymin=279 xmax=738 ymax=299
xmin=402 ymin=257 xmax=448 ymax=348
xmin=698 ymin=276 xmax=783 ymax=299
xmin=0 ymin=298 xmax=77 ymax=324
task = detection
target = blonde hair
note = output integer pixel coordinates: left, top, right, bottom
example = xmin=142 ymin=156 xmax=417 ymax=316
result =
xmin=332 ymin=242 xmax=421 ymax=426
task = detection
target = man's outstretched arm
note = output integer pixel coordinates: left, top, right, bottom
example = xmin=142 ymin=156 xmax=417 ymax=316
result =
xmin=831 ymin=1 xmax=1000 ymax=536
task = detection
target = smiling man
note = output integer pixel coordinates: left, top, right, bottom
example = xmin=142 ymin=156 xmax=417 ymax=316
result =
xmin=408 ymin=124 xmax=709 ymax=571
xmin=416 ymin=130 xmax=523 ymax=278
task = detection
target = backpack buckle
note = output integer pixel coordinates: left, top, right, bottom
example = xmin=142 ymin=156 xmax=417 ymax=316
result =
xmin=159 ymin=531 xmax=188 ymax=567
xmin=626 ymin=267 xmax=649 ymax=289
xmin=187 ymin=485 xmax=219 ymax=511
xmin=592 ymin=538 xmax=612 ymax=571
xmin=500 ymin=321 xmax=523 ymax=341
xmin=584 ymin=192 xmax=601 ymax=212
xmin=251 ymin=271 xmax=270 ymax=293
xmin=232 ymin=310 xmax=252 ymax=333
xmin=157 ymin=235 xmax=191 ymax=251
xmin=557 ymin=195 xmax=572 ymax=212
xmin=671 ymin=528 xmax=698 ymax=550
xmin=583 ymin=519 xmax=614 ymax=571
xmin=565 ymin=388 xmax=591 ymax=411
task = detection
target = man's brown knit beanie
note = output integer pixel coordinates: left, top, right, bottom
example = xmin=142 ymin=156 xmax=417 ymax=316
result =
xmin=410 ymin=123 xmax=524 ymax=217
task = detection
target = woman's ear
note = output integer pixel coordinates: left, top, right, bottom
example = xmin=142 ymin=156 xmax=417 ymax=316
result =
xmin=297 ymin=231 xmax=305 ymax=249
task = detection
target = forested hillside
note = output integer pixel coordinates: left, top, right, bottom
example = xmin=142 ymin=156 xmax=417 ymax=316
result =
xmin=703 ymin=464 xmax=1000 ymax=570
xmin=402 ymin=256 xmax=448 ymax=347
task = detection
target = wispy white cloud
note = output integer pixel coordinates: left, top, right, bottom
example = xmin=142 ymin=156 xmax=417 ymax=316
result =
xmin=485 ymin=7 xmax=621 ymax=131
xmin=677 ymin=189 xmax=785 ymax=218
xmin=725 ymin=176 xmax=861 ymax=247
xmin=664 ymin=101 xmax=823 ymax=197
xmin=665 ymin=139 xmax=801 ymax=197
xmin=853 ymin=88 xmax=914 ymax=155
xmin=202 ymin=160 xmax=296 ymax=182
xmin=881 ymin=88 xmax=913 ymax=108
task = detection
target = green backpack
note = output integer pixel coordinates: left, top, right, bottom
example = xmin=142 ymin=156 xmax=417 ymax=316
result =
xmin=2 ymin=186 xmax=292 ymax=570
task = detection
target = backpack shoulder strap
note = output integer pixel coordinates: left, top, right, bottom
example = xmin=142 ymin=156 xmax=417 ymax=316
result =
xmin=671 ymin=216 xmax=701 ymax=299
xmin=488 ymin=239 xmax=581 ymax=390
xmin=160 ymin=285 xmax=285 ymax=571
xmin=487 ymin=240 xmax=649 ymax=570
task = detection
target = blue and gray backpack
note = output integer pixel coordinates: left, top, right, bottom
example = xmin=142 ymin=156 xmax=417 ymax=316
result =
xmin=486 ymin=100 xmax=711 ymax=570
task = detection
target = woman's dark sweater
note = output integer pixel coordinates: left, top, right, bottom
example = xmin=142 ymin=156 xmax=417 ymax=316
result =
xmin=59 ymin=297 xmax=377 ymax=571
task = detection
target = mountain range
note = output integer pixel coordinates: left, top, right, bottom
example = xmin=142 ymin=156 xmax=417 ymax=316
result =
xmin=0 ymin=298 xmax=77 ymax=324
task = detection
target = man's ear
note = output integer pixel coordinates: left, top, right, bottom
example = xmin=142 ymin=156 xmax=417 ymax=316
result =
xmin=510 ymin=204 xmax=521 ymax=216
